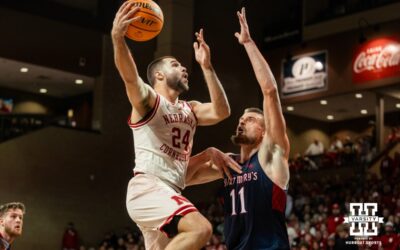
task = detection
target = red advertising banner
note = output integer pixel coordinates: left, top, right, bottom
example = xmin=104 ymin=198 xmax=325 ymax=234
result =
xmin=352 ymin=37 xmax=400 ymax=83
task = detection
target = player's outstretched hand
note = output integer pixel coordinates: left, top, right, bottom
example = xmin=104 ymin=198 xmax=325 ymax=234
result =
xmin=206 ymin=147 xmax=242 ymax=179
xmin=234 ymin=7 xmax=252 ymax=45
xmin=194 ymin=29 xmax=212 ymax=69
xmin=111 ymin=2 xmax=140 ymax=40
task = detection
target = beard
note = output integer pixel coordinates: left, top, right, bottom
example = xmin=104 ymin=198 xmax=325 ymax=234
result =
xmin=176 ymin=81 xmax=189 ymax=92
xmin=5 ymin=225 xmax=22 ymax=237
xmin=166 ymin=75 xmax=189 ymax=93
xmin=231 ymin=134 xmax=257 ymax=145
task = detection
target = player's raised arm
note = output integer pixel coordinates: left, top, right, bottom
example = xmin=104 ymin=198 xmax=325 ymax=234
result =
xmin=236 ymin=8 xmax=290 ymax=188
xmin=111 ymin=2 xmax=157 ymax=122
xmin=189 ymin=29 xmax=231 ymax=126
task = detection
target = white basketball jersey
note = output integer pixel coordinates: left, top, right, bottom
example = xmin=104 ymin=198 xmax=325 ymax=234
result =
xmin=129 ymin=94 xmax=197 ymax=189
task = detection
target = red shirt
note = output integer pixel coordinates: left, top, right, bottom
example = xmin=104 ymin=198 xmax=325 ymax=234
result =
xmin=326 ymin=215 xmax=344 ymax=234
xmin=380 ymin=233 xmax=400 ymax=250
xmin=62 ymin=230 xmax=79 ymax=249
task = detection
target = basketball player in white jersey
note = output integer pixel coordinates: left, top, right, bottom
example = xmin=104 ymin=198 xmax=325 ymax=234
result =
xmin=112 ymin=2 xmax=240 ymax=250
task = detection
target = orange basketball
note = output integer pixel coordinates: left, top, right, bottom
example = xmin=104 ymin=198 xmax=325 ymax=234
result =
xmin=125 ymin=0 xmax=164 ymax=42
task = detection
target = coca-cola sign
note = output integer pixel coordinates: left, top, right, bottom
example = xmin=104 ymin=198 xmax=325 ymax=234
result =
xmin=352 ymin=37 xmax=400 ymax=83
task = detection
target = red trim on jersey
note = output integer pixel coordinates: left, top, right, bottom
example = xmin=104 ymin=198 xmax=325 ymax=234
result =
xmin=159 ymin=204 xmax=198 ymax=238
xmin=185 ymin=101 xmax=198 ymax=124
xmin=128 ymin=95 xmax=160 ymax=128
xmin=0 ymin=232 xmax=10 ymax=250
xmin=272 ymin=183 xmax=286 ymax=213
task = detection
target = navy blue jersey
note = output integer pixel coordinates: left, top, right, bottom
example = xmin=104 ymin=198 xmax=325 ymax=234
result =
xmin=0 ymin=232 xmax=11 ymax=250
xmin=223 ymin=152 xmax=289 ymax=250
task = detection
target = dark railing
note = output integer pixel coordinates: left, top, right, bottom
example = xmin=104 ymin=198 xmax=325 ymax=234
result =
xmin=368 ymin=140 xmax=400 ymax=168
xmin=0 ymin=114 xmax=72 ymax=142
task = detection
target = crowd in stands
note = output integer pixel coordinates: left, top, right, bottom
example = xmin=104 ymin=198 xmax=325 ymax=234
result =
xmin=387 ymin=127 xmax=400 ymax=145
xmin=64 ymin=128 xmax=400 ymax=250
xmin=290 ymin=127 xmax=400 ymax=173
xmin=284 ymin=170 xmax=400 ymax=250
xmin=62 ymin=224 xmax=145 ymax=250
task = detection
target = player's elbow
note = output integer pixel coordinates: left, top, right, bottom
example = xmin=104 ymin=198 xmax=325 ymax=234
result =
xmin=216 ymin=105 xmax=231 ymax=121
xmin=261 ymin=85 xmax=278 ymax=96
xmin=220 ymin=107 xmax=231 ymax=120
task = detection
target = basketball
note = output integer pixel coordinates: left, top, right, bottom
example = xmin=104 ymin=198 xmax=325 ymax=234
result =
xmin=125 ymin=0 xmax=164 ymax=42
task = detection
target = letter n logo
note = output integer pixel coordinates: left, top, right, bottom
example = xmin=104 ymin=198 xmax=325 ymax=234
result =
xmin=171 ymin=195 xmax=189 ymax=205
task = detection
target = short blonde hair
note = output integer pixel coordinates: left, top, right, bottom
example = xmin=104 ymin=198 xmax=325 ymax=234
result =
xmin=244 ymin=107 xmax=263 ymax=115
xmin=0 ymin=202 xmax=25 ymax=217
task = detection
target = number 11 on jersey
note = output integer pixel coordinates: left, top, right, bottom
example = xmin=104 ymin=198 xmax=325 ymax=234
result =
xmin=230 ymin=187 xmax=247 ymax=215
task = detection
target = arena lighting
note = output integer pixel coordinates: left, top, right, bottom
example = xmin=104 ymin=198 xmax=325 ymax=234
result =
xmin=327 ymin=115 xmax=334 ymax=120
xmin=39 ymin=88 xmax=47 ymax=94
xmin=396 ymin=103 xmax=400 ymax=109
xmin=315 ymin=61 xmax=324 ymax=71
xmin=361 ymin=109 xmax=368 ymax=114
xmin=67 ymin=109 xmax=74 ymax=118
xmin=286 ymin=106 xmax=294 ymax=111
xmin=320 ymin=100 xmax=327 ymax=105
xmin=20 ymin=67 xmax=28 ymax=73
xmin=75 ymin=79 xmax=83 ymax=85
xmin=355 ymin=93 xmax=363 ymax=99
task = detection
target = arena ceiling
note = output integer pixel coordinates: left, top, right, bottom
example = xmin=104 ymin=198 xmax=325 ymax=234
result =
xmin=0 ymin=0 xmax=399 ymax=121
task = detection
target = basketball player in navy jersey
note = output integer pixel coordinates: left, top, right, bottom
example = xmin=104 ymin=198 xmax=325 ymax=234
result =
xmin=186 ymin=7 xmax=290 ymax=250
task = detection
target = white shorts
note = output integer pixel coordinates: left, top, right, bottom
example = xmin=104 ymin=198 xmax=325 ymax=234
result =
xmin=126 ymin=173 xmax=197 ymax=250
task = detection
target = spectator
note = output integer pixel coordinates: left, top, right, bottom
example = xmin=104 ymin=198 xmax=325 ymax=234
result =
xmin=286 ymin=194 xmax=294 ymax=218
xmin=305 ymin=139 xmax=324 ymax=168
xmin=380 ymin=154 xmax=394 ymax=179
xmin=303 ymin=156 xmax=319 ymax=171
xmin=328 ymin=136 xmax=343 ymax=153
xmin=356 ymin=137 xmax=372 ymax=166
xmin=290 ymin=153 xmax=306 ymax=172
xmin=326 ymin=234 xmax=336 ymax=250
xmin=382 ymin=184 xmax=396 ymax=212
xmin=380 ymin=222 xmax=400 ymax=250
xmin=387 ymin=127 xmax=400 ymax=145
xmin=298 ymin=242 xmax=310 ymax=250
xmin=342 ymin=136 xmax=355 ymax=164
xmin=115 ymin=237 xmax=126 ymax=250
xmin=368 ymin=120 xmax=377 ymax=149
xmin=287 ymin=226 xmax=298 ymax=247
xmin=313 ymin=230 xmax=326 ymax=249
xmin=62 ymin=222 xmax=80 ymax=250
xmin=327 ymin=204 xmax=344 ymax=234
xmin=305 ymin=139 xmax=324 ymax=156
xmin=327 ymin=136 xmax=343 ymax=167
xmin=335 ymin=224 xmax=358 ymax=250
xmin=395 ymin=198 xmax=400 ymax=217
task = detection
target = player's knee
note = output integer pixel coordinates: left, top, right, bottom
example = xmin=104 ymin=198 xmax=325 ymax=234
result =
xmin=197 ymin=219 xmax=213 ymax=242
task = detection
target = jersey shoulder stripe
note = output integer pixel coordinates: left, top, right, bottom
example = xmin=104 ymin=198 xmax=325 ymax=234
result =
xmin=182 ymin=101 xmax=198 ymax=123
xmin=128 ymin=94 xmax=161 ymax=128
